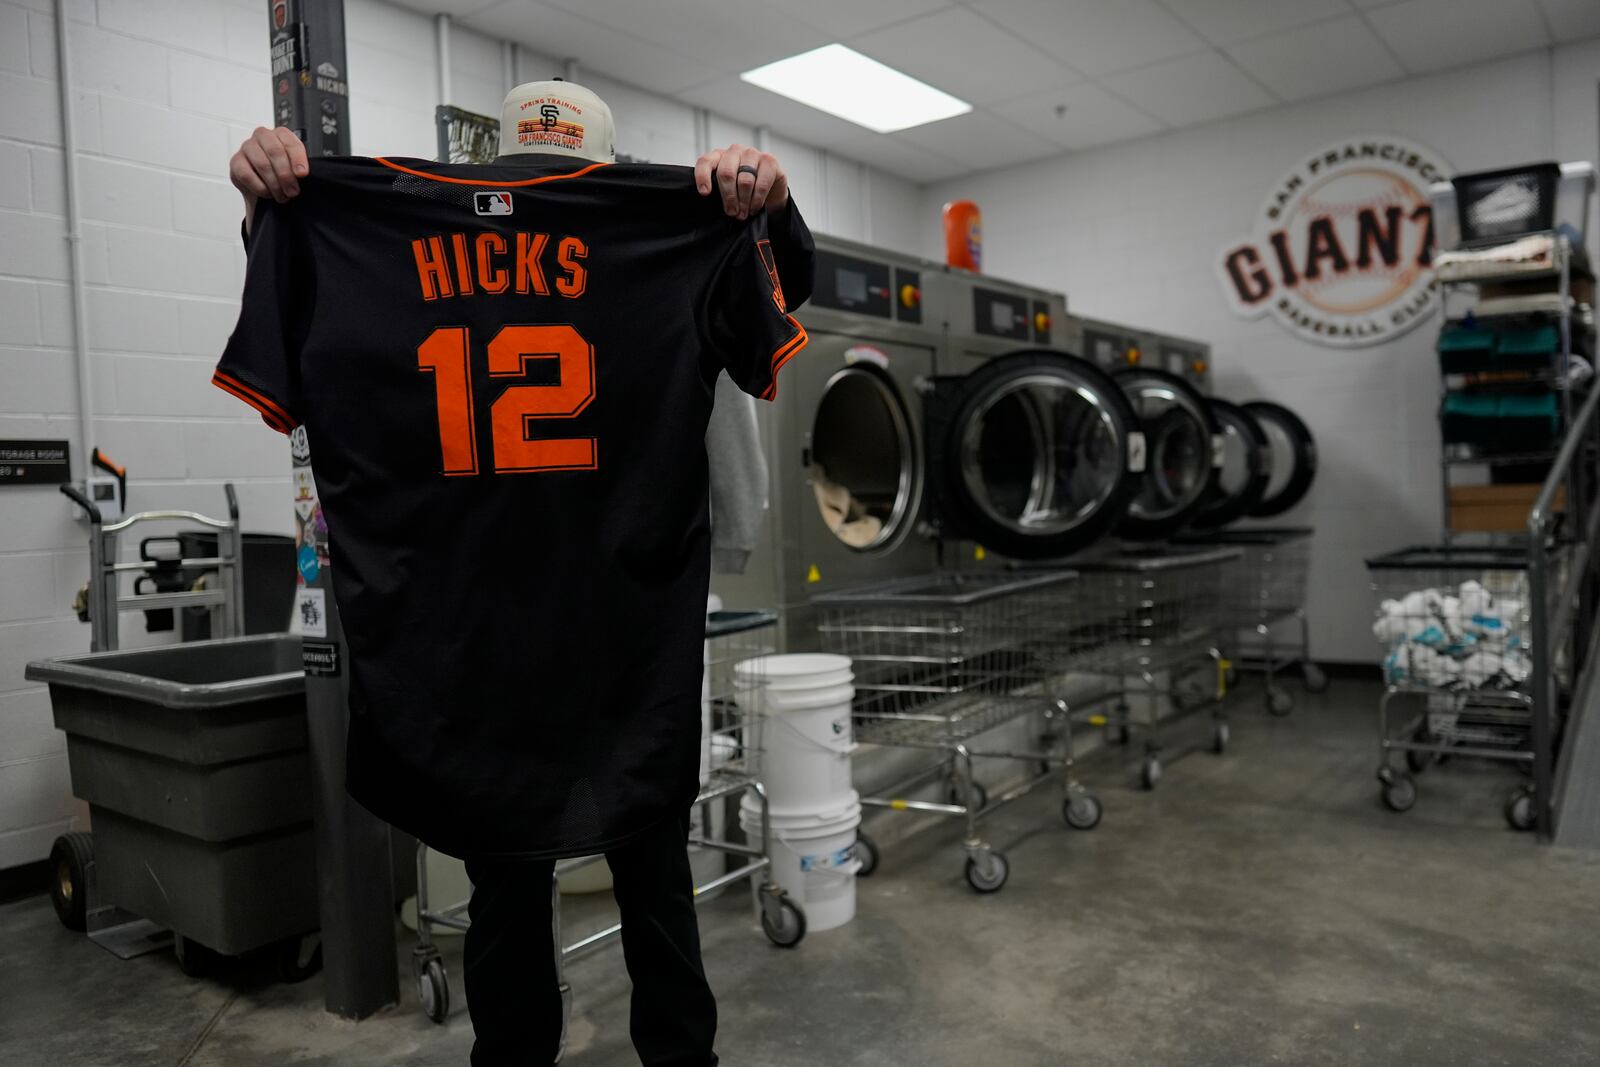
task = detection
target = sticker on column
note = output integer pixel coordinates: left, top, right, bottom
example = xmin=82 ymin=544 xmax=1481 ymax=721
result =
xmin=297 ymin=587 xmax=328 ymax=638
xmin=289 ymin=425 xmax=311 ymax=465
xmin=1212 ymin=433 xmax=1227 ymax=468
xmin=1127 ymin=431 xmax=1147 ymax=473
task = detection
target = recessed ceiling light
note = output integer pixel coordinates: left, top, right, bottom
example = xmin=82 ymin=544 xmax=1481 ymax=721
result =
xmin=740 ymin=44 xmax=971 ymax=134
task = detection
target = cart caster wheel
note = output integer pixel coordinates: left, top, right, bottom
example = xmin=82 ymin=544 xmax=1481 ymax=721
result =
xmin=174 ymin=935 xmax=219 ymax=979
xmin=417 ymin=955 xmax=450 ymax=1023
xmin=964 ymin=851 xmax=1009 ymax=894
xmin=948 ymin=780 xmax=988 ymax=812
xmin=1212 ymin=721 xmax=1231 ymax=754
xmin=1267 ymin=687 xmax=1293 ymax=716
xmin=760 ymin=894 xmax=807 ymax=948
xmin=48 ymin=832 xmax=93 ymax=932
xmin=854 ymin=831 xmax=880 ymax=878
xmin=1380 ymin=773 xmax=1417 ymax=814
xmin=1063 ymin=792 xmax=1103 ymax=831
xmin=1504 ymin=787 xmax=1537 ymax=832
xmin=1303 ymin=663 xmax=1329 ymax=693
xmin=275 ymin=933 xmax=323 ymax=984
xmin=1140 ymin=758 xmax=1163 ymax=790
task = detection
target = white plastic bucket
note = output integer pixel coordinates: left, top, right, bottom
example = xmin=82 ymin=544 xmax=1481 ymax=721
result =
xmin=740 ymin=793 xmax=861 ymax=933
xmin=734 ymin=655 xmax=856 ymax=810
xmin=734 ymin=653 xmax=852 ymax=691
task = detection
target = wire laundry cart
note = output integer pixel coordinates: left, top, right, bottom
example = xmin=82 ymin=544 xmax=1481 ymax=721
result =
xmin=410 ymin=610 xmax=805 ymax=1042
xmin=1366 ymin=546 xmax=1562 ymax=830
xmin=812 ymin=571 xmax=1102 ymax=895
xmin=1031 ymin=546 xmax=1240 ymax=790
xmin=1178 ymin=527 xmax=1328 ymax=715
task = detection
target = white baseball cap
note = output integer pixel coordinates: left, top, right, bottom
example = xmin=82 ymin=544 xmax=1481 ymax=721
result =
xmin=498 ymin=80 xmax=615 ymax=163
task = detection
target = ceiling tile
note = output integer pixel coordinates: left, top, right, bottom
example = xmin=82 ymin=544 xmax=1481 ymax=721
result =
xmin=828 ymin=132 xmax=971 ymax=182
xmin=673 ymin=75 xmax=874 ymax=145
xmin=989 ymin=81 xmax=1165 ymax=150
xmin=539 ymin=0 xmax=827 ymax=72
xmin=787 ymin=0 xmax=956 ymax=38
xmin=1100 ymin=50 xmax=1276 ymax=126
xmin=1364 ymin=0 xmax=1550 ymax=73
xmin=1537 ymin=0 xmax=1600 ymax=39
xmin=893 ymin=108 xmax=1062 ymax=168
xmin=968 ymin=0 xmax=1207 ymax=77
xmin=1159 ymin=0 xmax=1357 ymax=45
xmin=1226 ymin=14 xmax=1403 ymax=100
xmin=851 ymin=8 xmax=1079 ymax=105
xmin=388 ymin=0 xmax=506 ymax=16
xmin=461 ymin=2 xmax=712 ymax=93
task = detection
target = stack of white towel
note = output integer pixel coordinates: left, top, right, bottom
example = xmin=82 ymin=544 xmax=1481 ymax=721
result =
xmin=1374 ymin=579 xmax=1532 ymax=690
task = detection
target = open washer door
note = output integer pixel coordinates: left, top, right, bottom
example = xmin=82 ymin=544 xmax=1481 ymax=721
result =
xmin=926 ymin=349 xmax=1143 ymax=560
xmin=1244 ymin=401 xmax=1318 ymax=518
xmin=1190 ymin=398 xmax=1271 ymax=530
xmin=1115 ymin=367 xmax=1223 ymax=541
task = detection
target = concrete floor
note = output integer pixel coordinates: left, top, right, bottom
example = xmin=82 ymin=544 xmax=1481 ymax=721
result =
xmin=3 ymin=676 xmax=1599 ymax=1066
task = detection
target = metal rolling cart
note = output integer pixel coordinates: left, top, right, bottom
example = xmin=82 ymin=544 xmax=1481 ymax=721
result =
xmin=1366 ymin=530 xmax=1586 ymax=833
xmin=1043 ymin=546 xmax=1239 ymax=790
xmin=410 ymin=610 xmax=806 ymax=1039
xmin=812 ymin=571 xmax=1102 ymax=895
xmin=1177 ymin=527 xmax=1328 ymax=715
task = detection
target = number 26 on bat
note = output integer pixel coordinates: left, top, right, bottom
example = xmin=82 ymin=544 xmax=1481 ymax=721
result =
xmin=416 ymin=323 xmax=596 ymax=475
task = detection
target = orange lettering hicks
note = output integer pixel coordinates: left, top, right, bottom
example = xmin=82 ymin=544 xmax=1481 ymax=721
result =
xmin=412 ymin=231 xmax=588 ymax=301
xmin=556 ymin=236 xmax=588 ymax=298
xmin=516 ymin=233 xmax=550 ymax=295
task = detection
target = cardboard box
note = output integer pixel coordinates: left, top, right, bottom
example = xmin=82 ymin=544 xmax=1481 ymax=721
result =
xmin=1447 ymin=483 xmax=1564 ymax=532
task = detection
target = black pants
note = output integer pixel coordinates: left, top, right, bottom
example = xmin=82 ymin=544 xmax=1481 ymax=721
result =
xmin=462 ymin=811 xmax=718 ymax=1067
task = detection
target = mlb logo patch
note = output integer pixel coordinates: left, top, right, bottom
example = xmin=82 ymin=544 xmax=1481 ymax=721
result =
xmin=474 ymin=192 xmax=513 ymax=216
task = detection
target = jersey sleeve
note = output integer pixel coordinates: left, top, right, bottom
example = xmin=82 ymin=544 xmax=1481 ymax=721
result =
xmin=212 ymin=200 xmax=307 ymax=433
xmin=700 ymin=210 xmax=810 ymax=402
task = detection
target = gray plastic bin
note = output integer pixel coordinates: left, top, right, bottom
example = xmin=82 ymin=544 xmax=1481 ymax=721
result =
xmin=26 ymin=635 xmax=317 ymax=957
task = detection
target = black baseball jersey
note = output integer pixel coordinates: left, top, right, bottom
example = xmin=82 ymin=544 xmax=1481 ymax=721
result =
xmin=214 ymin=155 xmax=812 ymax=859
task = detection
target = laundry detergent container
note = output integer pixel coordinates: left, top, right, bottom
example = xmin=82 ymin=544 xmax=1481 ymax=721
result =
xmin=26 ymin=635 xmax=318 ymax=957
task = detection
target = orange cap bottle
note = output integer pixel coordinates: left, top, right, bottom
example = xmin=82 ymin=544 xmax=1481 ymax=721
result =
xmin=943 ymin=200 xmax=982 ymax=272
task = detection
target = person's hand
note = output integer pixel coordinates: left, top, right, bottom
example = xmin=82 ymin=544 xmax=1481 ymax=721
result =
xmin=694 ymin=144 xmax=789 ymax=220
xmin=230 ymin=126 xmax=308 ymax=233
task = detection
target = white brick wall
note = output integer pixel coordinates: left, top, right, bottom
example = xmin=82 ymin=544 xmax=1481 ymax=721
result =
xmin=0 ymin=0 xmax=930 ymax=872
xmin=924 ymin=42 xmax=1600 ymax=664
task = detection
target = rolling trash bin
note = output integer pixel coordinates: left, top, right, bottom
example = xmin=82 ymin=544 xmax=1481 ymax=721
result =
xmin=26 ymin=635 xmax=324 ymax=981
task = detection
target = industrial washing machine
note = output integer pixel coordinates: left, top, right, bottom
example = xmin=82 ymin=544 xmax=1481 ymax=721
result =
xmin=716 ymin=237 xmax=1156 ymax=641
xmin=714 ymin=235 xmax=941 ymax=647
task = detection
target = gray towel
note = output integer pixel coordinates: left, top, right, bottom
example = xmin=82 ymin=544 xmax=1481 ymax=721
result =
xmin=707 ymin=371 xmax=768 ymax=575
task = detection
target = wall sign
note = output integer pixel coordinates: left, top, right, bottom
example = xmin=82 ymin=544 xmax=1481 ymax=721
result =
xmin=0 ymin=440 xmax=70 ymax=485
xmin=1217 ymin=136 xmax=1449 ymax=348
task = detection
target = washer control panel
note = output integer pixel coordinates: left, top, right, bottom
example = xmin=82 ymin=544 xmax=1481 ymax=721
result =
xmin=812 ymin=250 xmax=892 ymax=318
xmin=973 ymin=287 xmax=1030 ymax=340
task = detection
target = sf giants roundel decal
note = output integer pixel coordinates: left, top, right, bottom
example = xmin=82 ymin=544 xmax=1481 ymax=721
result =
xmin=1217 ymin=137 xmax=1448 ymax=348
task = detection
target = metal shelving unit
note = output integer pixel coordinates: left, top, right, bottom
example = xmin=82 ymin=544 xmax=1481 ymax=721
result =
xmin=1435 ymin=229 xmax=1594 ymax=542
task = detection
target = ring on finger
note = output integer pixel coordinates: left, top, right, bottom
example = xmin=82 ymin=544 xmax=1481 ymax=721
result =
xmin=737 ymin=165 xmax=758 ymax=177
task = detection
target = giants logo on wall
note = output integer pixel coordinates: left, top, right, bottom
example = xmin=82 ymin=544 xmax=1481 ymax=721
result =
xmin=1217 ymin=136 xmax=1448 ymax=348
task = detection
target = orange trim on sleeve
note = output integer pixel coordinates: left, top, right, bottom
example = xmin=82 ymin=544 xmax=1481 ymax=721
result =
xmin=760 ymin=317 xmax=808 ymax=401
xmin=373 ymin=157 xmax=612 ymax=187
xmin=212 ymin=370 xmax=297 ymax=433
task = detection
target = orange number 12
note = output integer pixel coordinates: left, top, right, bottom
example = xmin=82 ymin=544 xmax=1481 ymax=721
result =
xmin=416 ymin=324 xmax=597 ymax=476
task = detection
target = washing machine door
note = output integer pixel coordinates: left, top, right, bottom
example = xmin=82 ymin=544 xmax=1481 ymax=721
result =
xmin=806 ymin=352 xmax=925 ymax=558
xmin=1244 ymin=401 xmax=1318 ymax=517
xmin=1115 ymin=367 xmax=1222 ymax=541
xmin=1190 ymin=398 xmax=1271 ymax=530
xmin=928 ymin=349 xmax=1142 ymax=560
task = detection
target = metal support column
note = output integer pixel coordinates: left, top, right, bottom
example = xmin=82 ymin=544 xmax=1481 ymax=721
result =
xmin=269 ymin=0 xmax=398 ymax=1019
